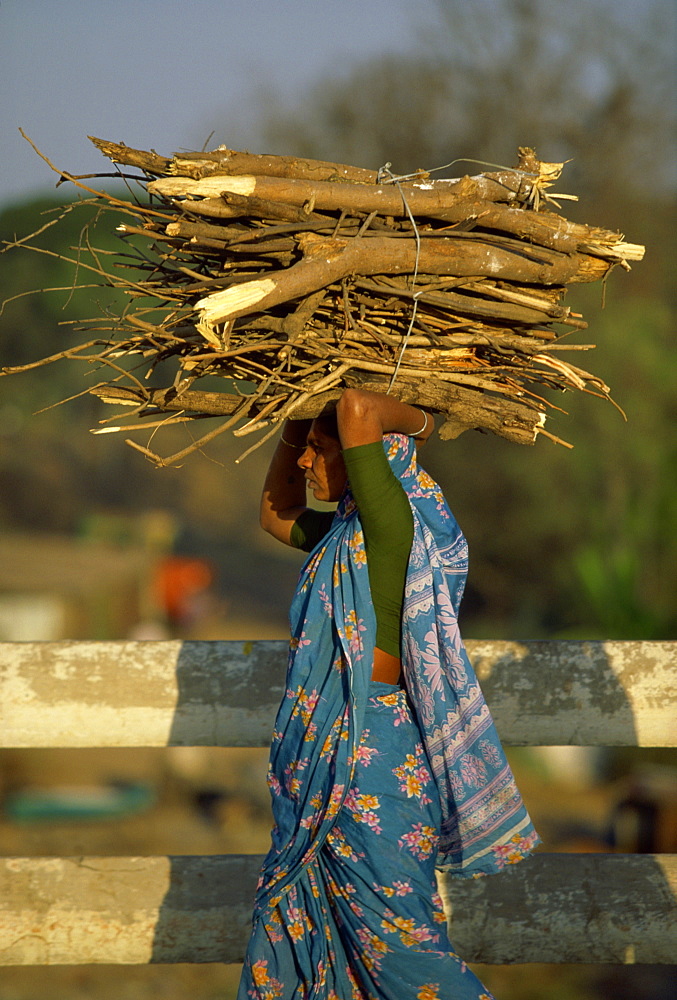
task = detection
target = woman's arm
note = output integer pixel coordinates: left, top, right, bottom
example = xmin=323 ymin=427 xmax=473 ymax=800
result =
xmin=336 ymin=388 xmax=434 ymax=450
xmin=260 ymin=390 xmax=433 ymax=544
xmin=259 ymin=418 xmax=311 ymax=545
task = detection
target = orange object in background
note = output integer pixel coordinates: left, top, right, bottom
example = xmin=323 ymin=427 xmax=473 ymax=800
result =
xmin=153 ymin=557 xmax=214 ymax=626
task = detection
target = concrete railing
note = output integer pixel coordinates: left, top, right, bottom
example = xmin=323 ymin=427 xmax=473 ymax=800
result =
xmin=1 ymin=639 xmax=675 ymax=966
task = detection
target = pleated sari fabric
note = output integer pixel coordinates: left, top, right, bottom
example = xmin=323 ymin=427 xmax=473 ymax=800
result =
xmin=238 ymin=435 xmax=539 ymax=999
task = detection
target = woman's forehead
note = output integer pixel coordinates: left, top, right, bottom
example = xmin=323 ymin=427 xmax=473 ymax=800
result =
xmin=308 ymin=422 xmax=340 ymax=449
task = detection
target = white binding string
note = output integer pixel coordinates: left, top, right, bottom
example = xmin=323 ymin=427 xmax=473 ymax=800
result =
xmin=377 ymin=162 xmax=423 ymax=393
xmin=380 ymin=156 xmax=538 ymax=185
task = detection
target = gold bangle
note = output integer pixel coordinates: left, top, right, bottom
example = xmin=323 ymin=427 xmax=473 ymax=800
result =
xmin=280 ymin=436 xmax=305 ymax=450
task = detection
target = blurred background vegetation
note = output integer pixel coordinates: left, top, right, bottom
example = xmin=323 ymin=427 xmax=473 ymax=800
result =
xmin=1 ymin=1 xmax=675 ymax=998
xmin=1 ymin=0 xmax=675 ymax=645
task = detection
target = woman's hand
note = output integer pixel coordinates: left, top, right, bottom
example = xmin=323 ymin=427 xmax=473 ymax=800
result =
xmin=336 ymin=388 xmax=434 ymax=450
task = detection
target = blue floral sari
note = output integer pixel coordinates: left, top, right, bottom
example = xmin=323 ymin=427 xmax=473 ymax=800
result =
xmin=238 ymin=435 xmax=539 ymax=999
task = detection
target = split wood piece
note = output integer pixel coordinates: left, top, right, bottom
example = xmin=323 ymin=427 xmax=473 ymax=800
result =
xmin=193 ymin=233 xmax=613 ymax=338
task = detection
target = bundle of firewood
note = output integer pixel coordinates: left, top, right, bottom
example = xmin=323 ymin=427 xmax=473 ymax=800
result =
xmin=4 ymin=137 xmax=644 ymax=463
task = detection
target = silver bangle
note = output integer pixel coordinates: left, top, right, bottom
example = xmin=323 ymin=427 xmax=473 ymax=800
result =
xmin=280 ymin=436 xmax=305 ymax=450
xmin=412 ymin=408 xmax=428 ymax=436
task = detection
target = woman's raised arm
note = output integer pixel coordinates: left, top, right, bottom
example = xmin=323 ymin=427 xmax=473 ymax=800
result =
xmin=259 ymin=418 xmax=311 ymax=545
xmin=336 ymin=388 xmax=434 ymax=450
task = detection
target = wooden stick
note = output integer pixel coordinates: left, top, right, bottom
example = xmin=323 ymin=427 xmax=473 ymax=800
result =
xmin=352 ymin=278 xmax=584 ymax=329
xmin=146 ymin=171 xmax=529 ymax=217
xmin=89 ymin=136 xmax=171 ymax=175
xmin=90 ymin=374 xmax=548 ymax=445
xmin=194 ymin=234 xmax=611 ymax=334
xmin=91 ymin=137 xmax=379 ymax=184
xmin=219 ymin=191 xmax=333 ymax=223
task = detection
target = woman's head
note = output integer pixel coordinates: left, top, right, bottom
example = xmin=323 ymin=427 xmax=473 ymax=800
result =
xmin=298 ymin=416 xmax=346 ymax=503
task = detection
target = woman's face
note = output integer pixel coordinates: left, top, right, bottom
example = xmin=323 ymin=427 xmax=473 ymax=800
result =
xmin=298 ymin=421 xmax=347 ymax=503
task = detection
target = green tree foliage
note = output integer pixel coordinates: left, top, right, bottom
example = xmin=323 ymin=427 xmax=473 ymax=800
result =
xmin=0 ymin=196 xmax=130 ymax=417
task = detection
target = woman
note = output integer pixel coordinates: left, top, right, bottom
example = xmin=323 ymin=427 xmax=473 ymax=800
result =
xmin=238 ymin=388 xmax=539 ymax=1000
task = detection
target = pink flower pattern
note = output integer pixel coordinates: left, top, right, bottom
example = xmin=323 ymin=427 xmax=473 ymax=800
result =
xmin=244 ymin=681 xmax=498 ymax=1000
xmin=393 ymin=743 xmax=434 ymax=805
xmin=459 ymin=752 xmax=488 ymax=788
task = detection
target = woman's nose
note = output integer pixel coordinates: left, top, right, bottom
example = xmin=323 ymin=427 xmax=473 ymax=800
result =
xmin=297 ymin=447 xmax=311 ymax=469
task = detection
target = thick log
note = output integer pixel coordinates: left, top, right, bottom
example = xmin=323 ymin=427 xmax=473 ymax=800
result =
xmin=89 ymin=379 xmax=545 ymax=447
xmin=170 ymin=150 xmax=380 ymax=184
xmin=1 ymin=640 xmax=673 ymax=749
xmin=0 ymin=854 xmax=674 ymax=965
xmin=147 ymin=171 xmax=532 ymax=217
xmin=194 ymin=235 xmax=609 ymax=334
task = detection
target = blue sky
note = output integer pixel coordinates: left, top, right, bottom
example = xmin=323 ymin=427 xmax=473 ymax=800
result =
xmin=1 ymin=0 xmax=431 ymax=208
